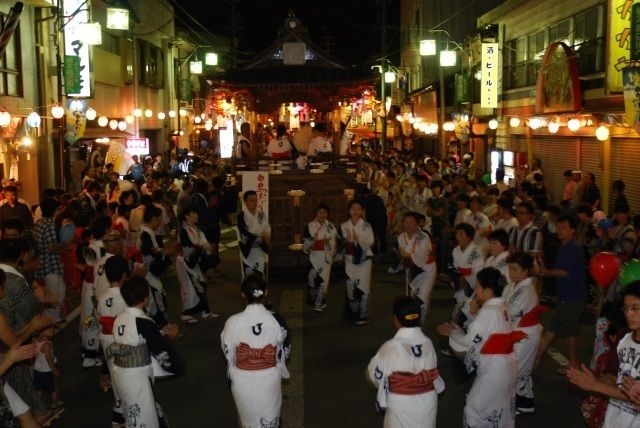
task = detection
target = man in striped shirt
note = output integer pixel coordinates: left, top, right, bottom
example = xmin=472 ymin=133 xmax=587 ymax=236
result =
xmin=509 ymin=202 xmax=542 ymax=258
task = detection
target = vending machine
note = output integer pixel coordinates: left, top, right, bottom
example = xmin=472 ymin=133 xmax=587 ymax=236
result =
xmin=490 ymin=150 xmax=527 ymax=186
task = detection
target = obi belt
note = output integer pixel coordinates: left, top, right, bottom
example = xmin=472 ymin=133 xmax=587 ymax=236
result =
xmin=480 ymin=331 xmax=527 ymax=355
xmin=518 ymin=306 xmax=549 ymax=328
xmin=99 ymin=316 xmax=116 ymax=335
xmin=107 ymin=343 xmax=151 ymax=368
xmin=388 ymin=368 xmax=439 ymax=395
xmin=235 ymin=342 xmax=276 ymax=371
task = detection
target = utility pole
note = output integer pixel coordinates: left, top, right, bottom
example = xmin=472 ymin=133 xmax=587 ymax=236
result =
xmin=230 ymin=0 xmax=237 ymax=68
xmin=379 ymin=0 xmax=387 ymax=151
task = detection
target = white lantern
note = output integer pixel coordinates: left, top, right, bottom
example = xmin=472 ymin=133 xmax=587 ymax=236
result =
xmin=443 ymin=121 xmax=456 ymax=131
xmin=0 ymin=110 xmax=11 ymax=128
xmin=133 ymin=108 xmax=142 ymax=118
xmin=109 ymin=119 xmax=118 ymax=130
xmin=144 ymin=109 xmax=152 ymax=118
xmin=567 ymin=118 xmax=581 ymax=132
xmin=21 ymin=137 xmax=32 ymax=147
xmin=51 ymin=104 xmax=65 ymax=119
xmin=69 ymin=99 xmax=84 ymax=113
xmin=125 ymin=114 xmax=134 ymax=124
xmin=204 ymin=122 xmax=213 ymax=131
xmin=98 ymin=116 xmax=109 ymax=127
xmin=488 ymin=119 xmax=499 ymax=130
xmin=384 ymin=71 xmax=396 ymax=83
xmin=85 ymin=108 xmax=97 ymax=121
xmin=179 ymin=109 xmax=188 ymax=117
xmin=26 ymin=111 xmax=41 ymax=128
xmin=529 ymin=118 xmax=542 ymax=130
xmin=78 ymin=22 xmax=102 ymax=45
xmin=194 ymin=116 xmax=202 ymax=124
xmin=190 ymin=61 xmax=203 ymax=75
xmin=419 ymin=39 xmax=436 ymax=56
xmin=205 ymin=53 xmax=218 ymax=66
xmin=595 ymin=125 xmax=610 ymax=141
xmin=548 ymin=121 xmax=560 ymax=133
xmin=168 ymin=110 xmax=176 ymax=118
xmin=157 ymin=112 xmax=166 ymax=120
xmin=440 ymin=50 xmax=457 ymax=67
xmin=106 ymin=6 xmax=129 ymax=30
xmin=509 ymin=117 xmax=521 ymax=128
xmin=117 ymin=121 xmax=127 ymax=131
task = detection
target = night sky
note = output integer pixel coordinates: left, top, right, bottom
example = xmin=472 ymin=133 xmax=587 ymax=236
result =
xmin=172 ymin=0 xmax=400 ymax=69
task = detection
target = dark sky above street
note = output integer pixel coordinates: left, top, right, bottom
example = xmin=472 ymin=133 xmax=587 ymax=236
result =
xmin=172 ymin=0 xmax=400 ymax=68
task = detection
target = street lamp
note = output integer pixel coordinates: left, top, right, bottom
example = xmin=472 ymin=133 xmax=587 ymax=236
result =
xmin=106 ymin=1 xmax=130 ymax=30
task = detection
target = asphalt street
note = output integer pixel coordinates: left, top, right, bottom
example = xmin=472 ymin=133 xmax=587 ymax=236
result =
xmin=52 ymin=227 xmax=594 ymax=427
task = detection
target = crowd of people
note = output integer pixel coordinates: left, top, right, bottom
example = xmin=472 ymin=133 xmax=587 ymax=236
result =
xmin=0 ymin=137 xmax=638 ymax=427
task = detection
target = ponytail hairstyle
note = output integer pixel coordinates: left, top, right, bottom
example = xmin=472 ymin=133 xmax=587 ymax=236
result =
xmin=241 ymin=274 xmax=267 ymax=304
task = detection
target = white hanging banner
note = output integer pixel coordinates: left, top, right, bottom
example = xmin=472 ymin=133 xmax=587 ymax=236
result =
xmin=241 ymin=171 xmax=269 ymax=218
xmin=481 ymin=43 xmax=499 ymax=108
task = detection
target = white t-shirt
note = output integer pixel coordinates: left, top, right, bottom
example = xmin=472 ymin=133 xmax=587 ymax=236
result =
xmin=603 ymin=332 xmax=640 ymax=428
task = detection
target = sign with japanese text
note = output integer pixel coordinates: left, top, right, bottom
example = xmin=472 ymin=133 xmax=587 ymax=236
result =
xmin=455 ymin=74 xmax=469 ymax=103
xmin=219 ymin=118 xmax=234 ymax=159
xmin=623 ymin=67 xmax=640 ymax=130
xmin=63 ymin=55 xmax=80 ymax=94
xmin=241 ymin=171 xmax=269 ymax=218
xmin=481 ymin=43 xmax=499 ymax=108
xmin=63 ymin=0 xmax=92 ymax=97
xmin=608 ymin=0 xmax=640 ymax=92
xmin=125 ymin=138 xmax=149 ymax=158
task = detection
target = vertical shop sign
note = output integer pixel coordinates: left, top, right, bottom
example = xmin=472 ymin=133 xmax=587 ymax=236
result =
xmin=63 ymin=0 xmax=92 ymax=97
xmin=608 ymin=0 xmax=640 ymax=92
xmin=241 ymin=171 xmax=269 ymax=218
xmin=481 ymin=43 xmax=499 ymax=108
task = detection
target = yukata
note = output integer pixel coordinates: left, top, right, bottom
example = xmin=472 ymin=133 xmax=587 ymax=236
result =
xmin=97 ymin=286 xmax=128 ymax=426
xmin=0 ymin=264 xmax=46 ymax=415
xmin=367 ymin=327 xmax=445 ymax=427
xmin=237 ymin=209 xmax=271 ymax=279
xmin=176 ymin=224 xmax=214 ymax=316
xmin=484 ymin=251 xmax=510 ymax=282
xmin=80 ymin=239 xmax=104 ymax=359
xmin=339 ymin=218 xmax=374 ymax=321
xmin=602 ymin=332 xmax=640 ymax=428
xmin=449 ymin=297 xmax=524 ymax=428
xmin=137 ymin=226 xmax=169 ymax=327
xmin=302 ymin=219 xmax=337 ymax=308
xmin=396 ymin=230 xmax=436 ymax=323
xmin=471 ymin=211 xmax=492 ymax=256
xmin=109 ymin=307 xmax=181 ymax=428
xmin=451 ymin=242 xmax=483 ymax=327
xmin=502 ymin=277 xmax=543 ymax=413
xmin=221 ymin=304 xmax=290 ymax=428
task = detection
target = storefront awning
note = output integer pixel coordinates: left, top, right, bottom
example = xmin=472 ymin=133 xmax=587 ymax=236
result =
xmin=77 ymin=128 xmax=135 ymax=140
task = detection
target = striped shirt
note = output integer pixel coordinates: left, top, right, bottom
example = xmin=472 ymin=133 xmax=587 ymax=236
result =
xmin=509 ymin=222 xmax=542 ymax=254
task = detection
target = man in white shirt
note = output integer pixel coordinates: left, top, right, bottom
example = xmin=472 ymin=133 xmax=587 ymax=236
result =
xmin=307 ymin=123 xmax=333 ymax=157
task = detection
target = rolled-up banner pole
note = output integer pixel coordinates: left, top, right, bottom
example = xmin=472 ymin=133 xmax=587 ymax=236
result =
xmin=0 ymin=2 xmax=23 ymax=59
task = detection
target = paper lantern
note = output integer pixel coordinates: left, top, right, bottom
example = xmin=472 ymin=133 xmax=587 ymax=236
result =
xmin=509 ymin=117 xmax=521 ymax=128
xmin=85 ymin=108 xmax=97 ymax=121
xmin=567 ymin=118 xmax=581 ymax=132
xmin=419 ymin=39 xmax=436 ymax=56
xmin=109 ymin=119 xmax=118 ymax=130
xmin=548 ymin=121 xmax=560 ymax=133
xmin=26 ymin=111 xmax=41 ymax=128
xmin=595 ymin=125 xmax=609 ymax=141
xmin=488 ymin=119 xmax=498 ymax=130
xmin=440 ymin=50 xmax=456 ymax=67
xmin=51 ymin=104 xmax=65 ymax=119
xmin=98 ymin=116 xmax=109 ymax=127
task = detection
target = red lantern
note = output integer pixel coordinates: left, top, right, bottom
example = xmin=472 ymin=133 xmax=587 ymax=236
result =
xmin=589 ymin=252 xmax=621 ymax=288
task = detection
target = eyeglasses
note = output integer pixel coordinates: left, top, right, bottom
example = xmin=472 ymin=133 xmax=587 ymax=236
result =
xmin=622 ymin=305 xmax=640 ymax=314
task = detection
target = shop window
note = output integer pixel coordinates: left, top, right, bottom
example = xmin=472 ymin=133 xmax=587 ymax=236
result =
xmin=138 ymin=40 xmax=164 ymax=89
xmin=0 ymin=13 xmax=22 ymax=97
xmin=574 ymin=5 xmax=604 ymax=75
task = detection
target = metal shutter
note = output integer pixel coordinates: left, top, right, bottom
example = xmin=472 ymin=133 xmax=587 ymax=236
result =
xmin=579 ymin=138 xmax=604 ymax=184
xmin=610 ymin=138 xmax=640 ymax=215
xmin=530 ymin=137 xmax=578 ymax=205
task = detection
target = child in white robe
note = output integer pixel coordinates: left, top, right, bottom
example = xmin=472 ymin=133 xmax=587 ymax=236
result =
xmin=504 ymin=252 xmax=543 ymax=415
xmin=221 ymin=275 xmax=290 ymax=427
xmin=437 ymin=267 xmax=524 ymax=428
xmin=451 ymin=223 xmax=484 ymax=327
xmin=109 ymin=276 xmax=182 ymax=428
xmin=237 ymin=191 xmax=271 ymax=279
xmin=368 ymin=296 xmax=445 ymax=427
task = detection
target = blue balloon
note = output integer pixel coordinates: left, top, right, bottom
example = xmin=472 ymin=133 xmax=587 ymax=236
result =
xmin=598 ymin=218 xmax=614 ymax=231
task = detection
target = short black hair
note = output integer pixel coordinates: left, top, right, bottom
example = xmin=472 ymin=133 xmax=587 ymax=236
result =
xmin=91 ymin=215 xmax=112 ymax=240
xmin=557 ymin=214 xmax=578 ymax=230
xmin=623 ymin=280 xmax=640 ymax=300
xmin=393 ymin=296 xmax=422 ymax=327
xmin=120 ymin=275 xmax=150 ymax=307
xmin=1 ymin=217 xmax=25 ymax=234
xmin=488 ymin=229 xmax=509 ymax=249
xmin=314 ymin=203 xmax=330 ymax=215
xmin=0 ymin=238 xmax=27 ymax=262
xmin=455 ymin=222 xmax=476 ymax=239
xmin=517 ymin=201 xmax=535 ymax=215
xmin=243 ymin=190 xmax=257 ymax=201
xmin=575 ymin=203 xmax=593 ymax=216
xmin=506 ymin=251 xmax=534 ymax=271
xmin=105 ymin=255 xmax=130 ymax=283
xmin=430 ymin=180 xmax=444 ymax=191
xmin=40 ymin=198 xmax=60 ymax=218
xmin=476 ymin=267 xmax=507 ymax=297
xmin=143 ymin=204 xmax=162 ymax=223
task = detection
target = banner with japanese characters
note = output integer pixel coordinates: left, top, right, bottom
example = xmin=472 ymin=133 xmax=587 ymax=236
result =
xmin=64 ymin=0 xmax=92 ymax=97
xmin=608 ymin=0 xmax=640 ymax=92
xmin=481 ymin=43 xmax=499 ymax=108
xmin=241 ymin=171 xmax=269 ymax=217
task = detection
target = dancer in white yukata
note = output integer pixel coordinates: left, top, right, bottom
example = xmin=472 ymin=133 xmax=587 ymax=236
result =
xmin=303 ymin=203 xmax=337 ymax=312
xmin=437 ymin=267 xmax=525 ymax=428
xmin=395 ymin=212 xmax=436 ymax=324
xmin=176 ymin=205 xmax=218 ymax=323
xmin=97 ymin=254 xmax=129 ymax=427
xmin=367 ymin=296 xmax=445 ymax=427
xmin=568 ymin=280 xmax=640 ymax=428
xmin=451 ymin=223 xmax=484 ymax=327
xmin=484 ymin=229 xmax=510 ymax=281
xmin=137 ymin=205 xmax=171 ymax=328
xmin=339 ymin=199 xmax=374 ymax=325
xmin=221 ymin=275 xmax=290 ymax=428
xmin=109 ymin=276 xmax=182 ymax=428
xmin=237 ymin=191 xmax=271 ymax=279
xmin=80 ymin=215 xmax=112 ymax=368
xmin=504 ymin=252 xmax=543 ymax=415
